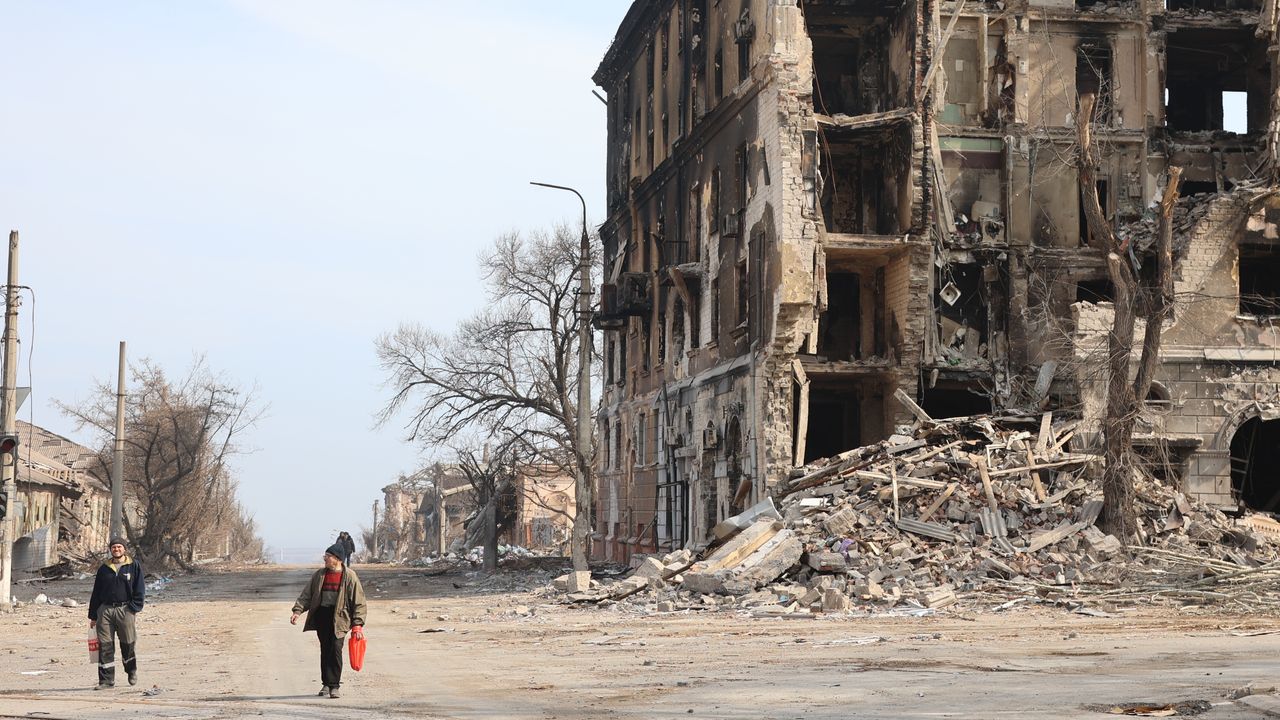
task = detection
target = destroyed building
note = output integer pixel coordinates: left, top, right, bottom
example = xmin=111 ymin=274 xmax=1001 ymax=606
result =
xmin=591 ymin=0 xmax=1280 ymax=561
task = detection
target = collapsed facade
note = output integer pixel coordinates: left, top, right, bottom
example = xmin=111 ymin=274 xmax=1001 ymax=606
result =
xmin=592 ymin=0 xmax=1280 ymax=561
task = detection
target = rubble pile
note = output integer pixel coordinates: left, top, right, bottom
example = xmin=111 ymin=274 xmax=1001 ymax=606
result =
xmin=561 ymin=411 xmax=1280 ymax=615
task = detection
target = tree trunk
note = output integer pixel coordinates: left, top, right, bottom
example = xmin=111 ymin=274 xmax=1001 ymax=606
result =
xmin=483 ymin=494 xmax=498 ymax=572
xmin=1077 ymin=93 xmax=1185 ymax=540
xmin=1101 ymin=252 xmax=1139 ymax=541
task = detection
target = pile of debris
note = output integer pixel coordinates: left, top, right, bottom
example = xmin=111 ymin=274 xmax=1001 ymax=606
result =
xmin=561 ymin=410 xmax=1280 ymax=615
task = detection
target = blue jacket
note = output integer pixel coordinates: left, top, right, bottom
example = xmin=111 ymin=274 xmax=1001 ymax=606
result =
xmin=88 ymin=556 xmax=145 ymax=620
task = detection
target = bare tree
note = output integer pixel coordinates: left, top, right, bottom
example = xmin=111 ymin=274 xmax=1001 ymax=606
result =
xmin=376 ymin=225 xmax=598 ymax=568
xmin=59 ymin=358 xmax=261 ymax=569
xmin=1076 ymin=93 xmax=1181 ymax=541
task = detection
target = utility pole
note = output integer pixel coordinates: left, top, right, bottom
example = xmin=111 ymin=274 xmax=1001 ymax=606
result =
xmin=530 ymin=182 xmax=594 ymax=572
xmin=0 ymin=231 xmax=20 ymax=609
xmin=111 ymin=341 xmax=126 ymax=539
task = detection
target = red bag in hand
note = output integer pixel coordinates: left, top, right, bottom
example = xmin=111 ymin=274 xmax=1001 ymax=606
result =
xmin=348 ymin=626 xmax=366 ymax=672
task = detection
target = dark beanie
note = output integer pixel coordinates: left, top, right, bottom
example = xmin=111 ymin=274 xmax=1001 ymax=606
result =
xmin=325 ymin=543 xmax=346 ymax=560
xmin=109 ymin=537 xmax=127 ymax=547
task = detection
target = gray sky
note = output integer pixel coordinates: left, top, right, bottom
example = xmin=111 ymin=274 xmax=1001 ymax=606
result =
xmin=0 ymin=0 xmax=630 ymax=555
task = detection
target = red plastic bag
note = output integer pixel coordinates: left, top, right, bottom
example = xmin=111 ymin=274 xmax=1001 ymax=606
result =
xmin=348 ymin=626 xmax=366 ymax=672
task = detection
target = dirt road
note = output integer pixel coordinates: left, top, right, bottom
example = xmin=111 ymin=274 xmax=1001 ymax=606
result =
xmin=4 ymin=565 xmax=1280 ymax=719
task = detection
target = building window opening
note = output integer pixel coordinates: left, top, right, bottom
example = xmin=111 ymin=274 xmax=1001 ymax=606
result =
xmin=1144 ymin=381 xmax=1173 ymax=413
xmin=922 ymin=383 xmax=993 ymax=420
xmin=805 ymin=388 xmax=862 ymax=463
xmin=936 ymin=263 xmax=989 ymax=361
xmin=1231 ymin=417 xmax=1280 ymax=511
xmin=1239 ymin=245 xmax=1280 ymax=316
xmin=1180 ymin=181 xmax=1219 ymax=196
xmin=1166 ymin=29 xmax=1270 ymax=133
xmin=819 ymin=271 xmax=860 ymax=361
xmin=1076 ymin=278 xmax=1114 ymax=304
xmin=1076 ymin=41 xmax=1113 ymax=123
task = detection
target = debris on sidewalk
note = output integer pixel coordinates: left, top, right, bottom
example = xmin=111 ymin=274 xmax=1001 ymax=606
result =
xmin=556 ymin=412 xmax=1280 ymax=615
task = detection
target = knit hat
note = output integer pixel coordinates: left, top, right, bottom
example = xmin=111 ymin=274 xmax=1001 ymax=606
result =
xmin=325 ymin=543 xmax=346 ymax=560
xmin=108 ymin=537 xmax=127 ymax=548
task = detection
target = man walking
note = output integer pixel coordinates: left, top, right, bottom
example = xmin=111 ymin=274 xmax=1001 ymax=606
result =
xmin=87 ymin=537 xmax=145 ymax=689
xmin=291 ymin=542 xmax=367 ymax=699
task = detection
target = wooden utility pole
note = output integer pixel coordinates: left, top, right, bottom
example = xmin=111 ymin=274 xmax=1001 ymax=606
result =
xmin=111 ymin=341 xmax=126 ymax=539
xmin=0 ymin=232 xmax=20 ymax=609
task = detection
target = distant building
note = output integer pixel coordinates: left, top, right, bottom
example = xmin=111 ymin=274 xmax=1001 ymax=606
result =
xmin=12 ymin=421 xmax=110 ymax=569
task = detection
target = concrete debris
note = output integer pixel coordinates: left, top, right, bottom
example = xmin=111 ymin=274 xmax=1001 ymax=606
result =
xmin=559 ymin=413 xmax=1280 ymax=615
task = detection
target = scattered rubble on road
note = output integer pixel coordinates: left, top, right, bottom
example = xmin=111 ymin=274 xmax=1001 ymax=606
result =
xmin=555 ymin=412 xmax=1280 ymax=616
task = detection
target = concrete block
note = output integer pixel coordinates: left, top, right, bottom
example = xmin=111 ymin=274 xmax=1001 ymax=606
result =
xmin=821 ymin=588 xmax=851 ymax=612
xmin=566 ymin=571 xmax=592 ymax=593
xmin=632 ymin=557 xmax=666 ymax=580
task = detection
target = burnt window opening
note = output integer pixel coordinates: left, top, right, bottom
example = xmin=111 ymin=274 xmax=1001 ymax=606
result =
xmin=647 ymin=39 xmax=656 ymax=93
xmin=614 ymin=333 xmax=624 ymax=384
xmin=606 ymin=337 xmax=616 ymax=385
xmin=735 ymin=7 xmax=753 ymax=83
xmin=1076 ymin=278 xmax=1114 ymax=304
xmin=735 ymin=258 xmax=749 ymax=327
xmin=657 ymin=308 xmax=668 ymax=366
xmin=662 ymin=112 xmax=669 ymax=154
xmin=661 ymin=24 xmax=669 ymax=73
xmin=821 ymin=271 xmax=861 ymax=361
xmin=688 ymin=293 xmax=701 ymax=348
xmin=1231 ymin=417 xmax=1280 ymax=512
xmin=671 ymin=297 xmax=686 ymax=363
xmin=1239 ymin=245 xmax=1280 ymax=316
xmin=820 ymin=131 xmax=912 ymax=236
xmin=1144 ymin=381 xmax=1173 ymax=413
xmin=1167 ymin=0 xmax=1260 ymax=11
xmin=1076 ymin=41 xmax=1113 ymax=123
xmin=689 ymin=184 xmax=703 ymax=262
xmin=1180 ymin=181 xmax=1219 ymax=196
xmin=1166 ymin=29 xmax=1271 ymax=133
xmin=936 ymin=264 xmax=989 ymax=361
xmin=714 ymin=47 xmax=724 ymax=100
xmin=809 ymin=17 xmax=888 ymax=117
xmin=921 ymin=384 xmax=993 ymax=420
xmin=804 ymin=382 xmax=886 ymax=463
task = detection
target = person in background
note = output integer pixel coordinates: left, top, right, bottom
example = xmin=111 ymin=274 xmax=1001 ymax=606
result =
xmin=336 ymin=531 xmax=356 ymax=563
xmin=290 ymin=542 xmax=367 ymax=699
xmin=87 ymin=537 xmax=145 ymax=689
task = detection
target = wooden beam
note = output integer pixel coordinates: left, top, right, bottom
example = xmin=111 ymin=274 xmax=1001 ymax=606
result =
xmin=894 ymin=388 xmax=933 ymax=424
xmin=792 ymin=358 xmax=810 ymax=467
xmin=919 ymin=483 xmax=958 ymax=523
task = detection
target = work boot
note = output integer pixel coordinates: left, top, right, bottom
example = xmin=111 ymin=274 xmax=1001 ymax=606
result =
xmin=329 ymin=686 xmax=341 ymax=699
xmin=95 ymin=682 xmax=113 ymax=690
xmin=317 ymin=685 xmax=329 ymax=697
xmin=128 ymin=672 xmax=137 ymax=686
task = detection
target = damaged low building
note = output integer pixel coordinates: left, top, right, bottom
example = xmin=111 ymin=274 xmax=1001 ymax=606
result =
xmin=591 ymin=0 xmax=1280 ymax=561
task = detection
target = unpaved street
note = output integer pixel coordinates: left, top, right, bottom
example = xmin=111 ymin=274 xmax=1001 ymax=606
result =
xmin=4 ymin=566 xmax=1280 ymax=719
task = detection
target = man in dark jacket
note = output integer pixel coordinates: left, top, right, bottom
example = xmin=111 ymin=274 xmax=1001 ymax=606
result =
xmin=87 ymin=537 xmax=145 ymax=689
xmin=290 ymin=542 xmax=367 ymax=699
xmin=335 ymin=531 xmax=356 ymax=563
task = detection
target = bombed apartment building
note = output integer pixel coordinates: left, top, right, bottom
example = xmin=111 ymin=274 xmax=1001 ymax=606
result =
xmin=592 ymin=0 xmax=1280 ymax=560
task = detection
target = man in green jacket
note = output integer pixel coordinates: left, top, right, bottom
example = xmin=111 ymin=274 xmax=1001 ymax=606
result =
xmin=291 ymin=543 xmax=367 ymax=699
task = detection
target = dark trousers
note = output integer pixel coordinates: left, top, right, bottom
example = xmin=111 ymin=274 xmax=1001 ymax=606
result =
xmin=313 ymin=606 xmax=344 ymax=688
xmin=96 ymin=605 xmax=137 ymax=686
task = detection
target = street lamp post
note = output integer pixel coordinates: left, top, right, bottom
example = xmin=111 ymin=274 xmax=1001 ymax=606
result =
xmin=530 ymin=182 xmax=593 ymax=572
